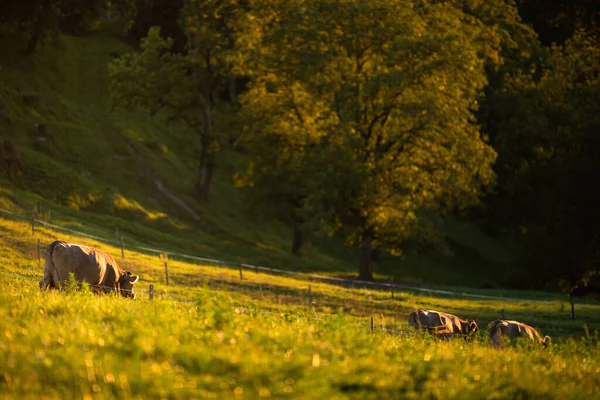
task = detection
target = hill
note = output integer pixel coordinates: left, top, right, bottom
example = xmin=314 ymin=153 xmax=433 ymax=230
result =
xmin=0 ymin=26 xmax=520 ymax=288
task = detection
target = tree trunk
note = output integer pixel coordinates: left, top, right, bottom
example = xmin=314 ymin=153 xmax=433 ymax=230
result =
xmin=291 ymin=224 xmax=303 ymax=256
xmin=359 ymin=229 xmax=374 ymax=280
xmin=27 ymin=0 xmax=51 ymax=54
xmin=193 ymin=148 xmax=215 ymax=202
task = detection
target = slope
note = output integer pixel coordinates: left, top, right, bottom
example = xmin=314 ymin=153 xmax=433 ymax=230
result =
xmin=0 ymin=26 xmax=519 ymax=287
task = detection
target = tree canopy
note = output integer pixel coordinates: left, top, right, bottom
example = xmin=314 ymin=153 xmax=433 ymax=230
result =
xmin=233 ymin=0 xmax=497 ymax=279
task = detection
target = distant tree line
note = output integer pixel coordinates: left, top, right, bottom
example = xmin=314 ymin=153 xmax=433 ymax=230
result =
xmin=3 ymin=0 xmax=599 ymax=292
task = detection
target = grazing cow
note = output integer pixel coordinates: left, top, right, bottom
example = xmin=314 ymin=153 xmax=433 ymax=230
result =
xmin=487 ymin=320 xmax=551 ymax=349
xmin=408 ymin=309 xmax=479 ymax=340
xmin=39 ymin=240 xmax=139 ymax=299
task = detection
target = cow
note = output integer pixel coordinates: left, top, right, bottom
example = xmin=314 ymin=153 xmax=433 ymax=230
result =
xmin=39 ymin=240 xmax=139 ymax=299
xmin=408 ymin=309 xmax=479 ymax=340
xmin=487 ymin=320 xmax=551 ymax=349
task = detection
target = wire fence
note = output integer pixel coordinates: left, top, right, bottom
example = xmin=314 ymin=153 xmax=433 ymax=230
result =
xmin=0 ymin=206 xmax=565 ymax=305
xmin=0 ymin=269 xmax=409 ymax=336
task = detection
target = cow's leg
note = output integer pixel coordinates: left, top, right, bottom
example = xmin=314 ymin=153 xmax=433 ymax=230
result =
xmin=40 ymin=252 xmax=54 ymax=289
xmin=51 ymin=265 xmax=61 ymax=289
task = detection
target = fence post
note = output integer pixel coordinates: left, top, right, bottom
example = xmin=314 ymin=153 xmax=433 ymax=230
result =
xmin=570 ymin=294 xmax=575 ymax=321
xmin=391 ymin=278 xmax=394 ymax=299
xmin=37 ymin=239 xmax=41 ymax=268
xmin=308 ymin=285 xmax=312 ymax=309
xmin=149 ymin=284 xmax=154 ymax=300
xmin=238 ymin=257 xmax=243 ymax=281
xmin=120 ymin=237 xmax=124 ymax=259
xmin=370 ymin=316 xmax=374 ymax=333
xmin=164 ymin=259 xmax=169 ymax=285
xmin=31 ymin=217 xmax=35 ymax=235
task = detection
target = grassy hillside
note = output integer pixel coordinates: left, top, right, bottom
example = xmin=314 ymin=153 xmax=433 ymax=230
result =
xmin=1 ymin=214 xmax=599 ymax=399
xmin=0 ymin=26 xmax=521 ymax=287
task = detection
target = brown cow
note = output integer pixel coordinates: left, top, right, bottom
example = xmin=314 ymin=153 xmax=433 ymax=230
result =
xmin=408 ymin=309 xmax=479 ymax=340
xmin=487 ymin=320 xmax=551 ymax=349
xmin=39 ymin=240 xmax=139 ymax=299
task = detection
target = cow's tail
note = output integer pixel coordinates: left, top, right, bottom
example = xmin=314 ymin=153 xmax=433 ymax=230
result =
xmin=40 ymin=241 xmax=63 ymax=290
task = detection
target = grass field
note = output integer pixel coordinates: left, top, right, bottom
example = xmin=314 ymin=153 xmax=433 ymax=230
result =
xmin=2 ymin=214 xmax=600 ymax=399
xmin=1 ymin=25 xmax=599 ymax=399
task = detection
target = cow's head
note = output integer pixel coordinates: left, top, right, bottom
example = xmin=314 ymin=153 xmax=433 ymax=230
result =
xmin=541 ymin=335 xmax=552 ymax=348
xmin=467 ymin=320 xmax=479 ymax=336
xmin=118 ymin=271 xmax=139 ymax=299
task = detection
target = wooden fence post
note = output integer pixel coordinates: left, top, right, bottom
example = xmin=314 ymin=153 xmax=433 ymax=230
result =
xmin=308 ymin=285 xmax=312 ymax=309
xmin=370 ymin=317 xmax=374 ymax=333
xmin=37 ymin=238 xmax=41 ymax=268
xmin=149 ymin=284 xmax=154 ymax=300
xmin=570 ymin=294 xmax=575 ymax=320
xmin=120 ymin=237 xmax=124 ymax=259
xmin=164 ymin=256 xmax=169 ymax=285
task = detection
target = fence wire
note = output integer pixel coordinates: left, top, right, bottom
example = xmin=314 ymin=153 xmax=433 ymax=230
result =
xmin=0 ymin=270 xmax=410 ymax=336
xmin=0 ymin=207 xmax=563 ymax=305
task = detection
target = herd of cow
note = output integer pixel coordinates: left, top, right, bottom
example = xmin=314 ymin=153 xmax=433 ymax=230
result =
xmin=38 ymin=241 xmax=551 ymax=349
xmin=408 ymin=309 xmax=551 ymax=349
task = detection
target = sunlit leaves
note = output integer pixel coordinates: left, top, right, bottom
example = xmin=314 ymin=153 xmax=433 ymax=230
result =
xmin=234 ymin=0 xmax=498 ymax=266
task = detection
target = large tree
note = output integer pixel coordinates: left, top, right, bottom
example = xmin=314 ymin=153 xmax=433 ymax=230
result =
xmin=110 ymin=0 xmax=240 ymax=202
xmin=235 ymin=0 xmax=497 ymax=279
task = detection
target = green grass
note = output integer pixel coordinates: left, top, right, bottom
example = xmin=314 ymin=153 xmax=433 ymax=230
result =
xmin=1 ymin=215 xmax=600 ymax=399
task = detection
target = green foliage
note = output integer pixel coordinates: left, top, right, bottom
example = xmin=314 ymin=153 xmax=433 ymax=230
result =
xmin=234 ymin=0 xmax=498 ymax=277
xmin=484 ymin=29 xmax=600 ymax=288
xmin=110 ymin=0 xmax=242 ymax=201
xmin=60 ymin=272 xmax=94 ymax=296
xmin=0 ymin=0 xmax=117 ymax=53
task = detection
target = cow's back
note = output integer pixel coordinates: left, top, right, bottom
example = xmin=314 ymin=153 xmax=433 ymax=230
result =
xmin=50 ymin=242 xmax=119 ymax=287
xmin=418 ymin=310 xmax=445 ymax=327
xmin=489 ymin=320 xmax=540 ymax=348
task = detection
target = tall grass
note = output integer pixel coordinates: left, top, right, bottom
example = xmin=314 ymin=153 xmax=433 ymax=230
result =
xmin=1 ymin=215 xmax=600 ymax=398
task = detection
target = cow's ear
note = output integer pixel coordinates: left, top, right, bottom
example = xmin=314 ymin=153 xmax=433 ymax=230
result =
xmin=129 ymin=275 xmax=139 ymax=284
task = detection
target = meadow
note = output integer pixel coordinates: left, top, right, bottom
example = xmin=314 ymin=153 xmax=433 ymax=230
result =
xmin=2 ymin=213 xmax=600 ymax=399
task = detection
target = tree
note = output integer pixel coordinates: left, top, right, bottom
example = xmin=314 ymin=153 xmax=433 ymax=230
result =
xmin=517 ymin=0 xmax=600 ymax=45
xmin=127 ymin=0 xmax=187 ymax=53
xmin=0 ymin=0 xmax=140 ymax=53
xmin=235 ymin=0 xmax=497 ymax=279
xmin=110 ymin=0 xmax=240 ymax=202
xmin=484 ymin=30 xmax=600 ymax=289
xmin=233 ymin=83 xmax=340 ymax=255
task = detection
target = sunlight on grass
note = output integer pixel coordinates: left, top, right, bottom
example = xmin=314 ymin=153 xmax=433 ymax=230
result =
xmin=1 ymin=215 xmax=600 ymax=398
